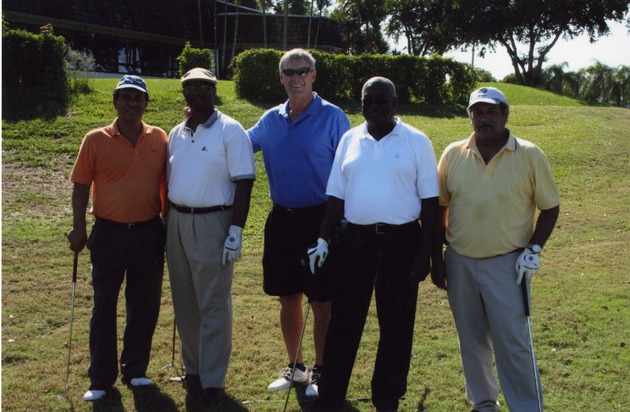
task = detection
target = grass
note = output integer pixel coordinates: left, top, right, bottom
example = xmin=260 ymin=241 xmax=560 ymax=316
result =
xmin=2 ymin=79 xmax=629 ymax=411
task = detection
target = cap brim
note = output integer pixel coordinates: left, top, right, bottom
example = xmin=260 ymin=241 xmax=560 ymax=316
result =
xmin=115 ymin=85 xmax=148 ymax=93
xmin=467 ymin=97 xmax=502 ymax=109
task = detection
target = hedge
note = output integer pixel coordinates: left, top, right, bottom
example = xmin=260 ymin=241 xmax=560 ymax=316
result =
xmin=2 ymin=24 xmax=69 ymax=119
xmin=232 ymin=49 xmax=476 ymax=105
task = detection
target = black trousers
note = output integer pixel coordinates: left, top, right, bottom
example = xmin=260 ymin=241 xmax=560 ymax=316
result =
xmin=87 ymin=216 xmax=165 ymax=389
xmin=313 ymin=221 xmax=421 ymax=411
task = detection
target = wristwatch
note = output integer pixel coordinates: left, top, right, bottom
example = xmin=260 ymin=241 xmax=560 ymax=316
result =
xmin=528 ymin=244 xmax=542 ymax=254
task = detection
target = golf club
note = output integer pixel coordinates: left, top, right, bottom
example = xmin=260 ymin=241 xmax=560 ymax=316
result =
xmin=283 ymin=301 xmax=311 ymax=412
xmin=521 ymin=279 xmax=543 ymax=412
xmin=64 ymin=253 xmax=79 ymax=393
xmin=163 ymin=316 xmax=177 ymax=370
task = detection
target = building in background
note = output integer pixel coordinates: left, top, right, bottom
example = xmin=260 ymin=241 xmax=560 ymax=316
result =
xmin=3 ymin=0 xmax=344 ymax=78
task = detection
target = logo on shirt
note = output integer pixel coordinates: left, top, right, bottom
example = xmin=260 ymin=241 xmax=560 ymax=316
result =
xmin=202 ymin=146 xmax=208 ymax=151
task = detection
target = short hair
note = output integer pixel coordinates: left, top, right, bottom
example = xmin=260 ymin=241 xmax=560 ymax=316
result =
xmin=279 ymin=48 xmax=316 ymax=72
xmin=362 ymin=76 xmax=397 ymax=97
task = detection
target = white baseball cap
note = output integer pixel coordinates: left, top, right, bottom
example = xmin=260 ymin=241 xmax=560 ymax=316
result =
xmin=467 ymin=87 xmax=508 ymax=110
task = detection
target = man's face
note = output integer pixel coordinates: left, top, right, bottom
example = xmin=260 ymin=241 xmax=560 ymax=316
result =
xmin=113 ymin=89 xmax=147 ymax=121
xmin=280 ymin=58 xmax=315 ymax=98
xmin=182 ymin=80 xmax=216 ymax=112
xmin=361 ymin=82 xmax=397 ymax=128
xmin=469 ymin=103 xmax=508 ymax=140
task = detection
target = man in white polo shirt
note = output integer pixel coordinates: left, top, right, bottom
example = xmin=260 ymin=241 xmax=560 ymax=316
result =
xmin=309 ymin=76 xmax=439 ymax=411
xmin=432 ymin=87 xmax=560 ymax=412
xmin=166 ymin=68 xmax=255 ymax=406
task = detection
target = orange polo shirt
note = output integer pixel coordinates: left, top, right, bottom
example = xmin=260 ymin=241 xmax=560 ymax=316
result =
xmin=71 ymin=119 xmax=168 ymax=223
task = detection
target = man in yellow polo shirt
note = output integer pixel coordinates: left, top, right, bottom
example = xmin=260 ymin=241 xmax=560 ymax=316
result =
xmin=432 ymin=87 xmax=559 ymax=412
xmin=66 ymin=75 xmax=168 ymax=401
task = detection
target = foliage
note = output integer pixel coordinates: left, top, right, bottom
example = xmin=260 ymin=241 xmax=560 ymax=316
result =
xmin=176 ymin=41 xmax=215 ymax=77
xmin=65 ymin=47 xmax=95 ymax=95
xmin=2 ymin=23 xmax=69 ymax=119
xmin=232 ymin=49 xmax=476 ymax=104
xmin=329 ymin=0 xmax=390 ymax=54
xmin=2 ymin=79 xmax=629 ymax=411
xmin=540 ymin=61 xmax=630 ymax=106
xmin=386 ymin=0 xmax=460 ymax=56
xmin=446 ymin=0 xmax=629 ymax=86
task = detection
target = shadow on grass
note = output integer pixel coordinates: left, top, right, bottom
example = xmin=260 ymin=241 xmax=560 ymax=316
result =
xmin=91 ymin=387 xmax=123 ymax=412
xmin=2 ymin=90 xmax=70 ymax=121
xmin=129 ymin=384 xmax=179 ymax=411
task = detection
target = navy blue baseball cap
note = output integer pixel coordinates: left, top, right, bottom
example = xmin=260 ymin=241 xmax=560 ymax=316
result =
xmin=114 ymin=75 xmax=148 ymax=94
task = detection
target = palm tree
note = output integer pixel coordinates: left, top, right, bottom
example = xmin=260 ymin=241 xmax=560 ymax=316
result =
xmin=582 ymin=61 xmax=615 ymax=103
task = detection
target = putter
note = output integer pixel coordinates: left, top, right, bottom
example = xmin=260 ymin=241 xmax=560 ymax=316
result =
xmin=521 ymin=279 xmax=543 ymax=412
xmin=283 ymin=301 xmax=311 ymax=412
xmin=64 ymin=253 xmax=79 ymax=393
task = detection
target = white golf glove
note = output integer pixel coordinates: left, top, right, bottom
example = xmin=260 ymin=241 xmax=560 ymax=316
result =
xmin=307 ymin=238 xmax=329 ymax=274
xmin=515 ymin=247 xmax=540 ymax=285
xmin=222 ymin=225 xmax=243 ymax=265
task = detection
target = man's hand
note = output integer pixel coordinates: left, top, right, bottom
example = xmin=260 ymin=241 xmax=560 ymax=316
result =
xmin=222 ymin=225 xmax=243 ymax=265
xmin=515 ymin=247 xmax=540 ymax=285
xmin=410 ymin=252 xmax=430 ymax=283
xmin=430 ymin=254 xmax=447 ymax=290
xmin=307 ymin=238 xmax=328 ymax=274
xmin=66 ymin=228 xmax=87 ymax=254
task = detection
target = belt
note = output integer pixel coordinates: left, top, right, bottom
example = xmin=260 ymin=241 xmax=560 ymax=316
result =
xmin=349 ymin=221 xmax=416 ymax=235
xmin=95 ymin=216 xmax=159 ymax=230
xmin=272 ymin=202 xmax=326 ymax=216
xmin=171 ymin=203 xmax=232 ymax=214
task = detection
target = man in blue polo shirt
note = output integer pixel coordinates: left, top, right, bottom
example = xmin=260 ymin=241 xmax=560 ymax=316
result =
xmin=248 ymin=48 xmax=350 ymax=397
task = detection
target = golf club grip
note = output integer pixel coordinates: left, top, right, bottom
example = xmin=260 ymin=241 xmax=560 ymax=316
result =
xmin=521 ymin=279 xmax=530 ymax=317
xmin=72 ymin=254 xmax=78 ymax=283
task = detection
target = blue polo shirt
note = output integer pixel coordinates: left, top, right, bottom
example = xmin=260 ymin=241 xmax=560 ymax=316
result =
xmin=248 ymin=93 xmax=350 ymax=208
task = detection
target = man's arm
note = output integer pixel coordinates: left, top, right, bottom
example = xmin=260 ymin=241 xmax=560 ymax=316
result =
xmin=529 ymin=205 xmax=560 ymax=248
xmin=231 ymin=178 xmax=255 ymax=229
xmin=318 ymin=196 xmax=345 ymax=242
xmin=429 ymin=205 xmax=448 ymax=290
xmin=66 ymin=182 xmax=90 ymax=253
xmin=411 ymin=196 xmax=439 ymax=282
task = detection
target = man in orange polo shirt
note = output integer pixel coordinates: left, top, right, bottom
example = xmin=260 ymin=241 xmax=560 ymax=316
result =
xmin=66 ymin=75 xmax=168 ymax=402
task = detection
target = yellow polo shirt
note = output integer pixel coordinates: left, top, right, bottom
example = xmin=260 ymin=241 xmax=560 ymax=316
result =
xmin=438 ymin=132 xmax=560 ymax=258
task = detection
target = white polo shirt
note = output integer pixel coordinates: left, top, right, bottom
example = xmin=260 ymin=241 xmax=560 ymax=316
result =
xmin=167 ymin=110 xmax=256 ymax=207
xmin=326 ymin=117 xmax=439 ymax=225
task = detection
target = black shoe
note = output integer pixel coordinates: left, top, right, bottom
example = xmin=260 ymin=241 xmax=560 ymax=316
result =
xmin=204 ymin=387 xmax=226 ymax=404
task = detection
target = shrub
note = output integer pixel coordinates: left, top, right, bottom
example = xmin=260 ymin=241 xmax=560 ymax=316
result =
xmin=2 ymin=23 xmax=69 ymax=119
xmin=176 ymin=42 xmax=215 ymax=77
xmin=232 ymin=49 xmax=476 ymax=105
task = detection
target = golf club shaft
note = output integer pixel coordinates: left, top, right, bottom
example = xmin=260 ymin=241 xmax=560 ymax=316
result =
xmin=64 ymin=253 xmax=78 ymax=392
xmin=521 ymin=280 xmax=543 ymax=412
xmin=283 ymin=301 xmax=311 ymax=412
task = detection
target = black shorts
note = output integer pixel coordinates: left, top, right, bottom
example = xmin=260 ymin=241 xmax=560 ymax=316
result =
xmin=262 ymin=203 xmax=336 ymax=302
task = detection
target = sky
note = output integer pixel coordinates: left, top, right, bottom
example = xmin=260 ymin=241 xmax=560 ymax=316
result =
xmin=442 ymin=20 xmax=630 ymax=80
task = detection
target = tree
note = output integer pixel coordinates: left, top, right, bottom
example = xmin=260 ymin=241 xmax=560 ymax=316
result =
xmin=449 ymin=0 xmax=629 ymax=86
xmin=330 ymin=0 xmax=389 ymax=54
xmin=386 ymin=0 xmax=460 ymax=56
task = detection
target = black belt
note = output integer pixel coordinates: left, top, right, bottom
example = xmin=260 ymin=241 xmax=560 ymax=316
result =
xmin=348 ymin=221 xmax=416 ymax=235
xmin=272 ymin=202 xmax=326 ymax=216
xmin=95 ymin=216 xmax=160 ymax=230
xmin=171 ymin=203 xmax=232 ymax=214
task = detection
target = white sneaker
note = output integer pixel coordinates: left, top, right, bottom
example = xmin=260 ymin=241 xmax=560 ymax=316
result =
xmin=268 ymin=366 xmax=309 ymax=391
xmin=83 ymin=389 xmax=106 ymax=401
xmin=129 ymin=377 xmax=154 ymax=386
xmin=305 ymin=369 xmax=321 ymax=397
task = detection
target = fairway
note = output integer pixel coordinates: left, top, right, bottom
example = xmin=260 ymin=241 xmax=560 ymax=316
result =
xmin=2 ymin=80 xmax=629 ymax=411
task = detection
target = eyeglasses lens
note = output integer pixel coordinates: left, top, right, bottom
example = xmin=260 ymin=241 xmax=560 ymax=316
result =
xmin=282 ymin=67 xmax=311 ymax=77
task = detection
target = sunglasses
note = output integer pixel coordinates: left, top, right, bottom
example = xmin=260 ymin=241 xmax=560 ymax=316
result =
xmin=282 ymin=67 xmax=312 ymax=77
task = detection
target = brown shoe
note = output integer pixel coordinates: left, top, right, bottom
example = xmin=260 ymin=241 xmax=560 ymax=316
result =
xmin=204 ymin=387 xmax=226 ymax=403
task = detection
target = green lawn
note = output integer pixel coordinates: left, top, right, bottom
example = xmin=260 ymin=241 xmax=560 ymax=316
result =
xmin=2 ymin=79 xmax=629 ymax=411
